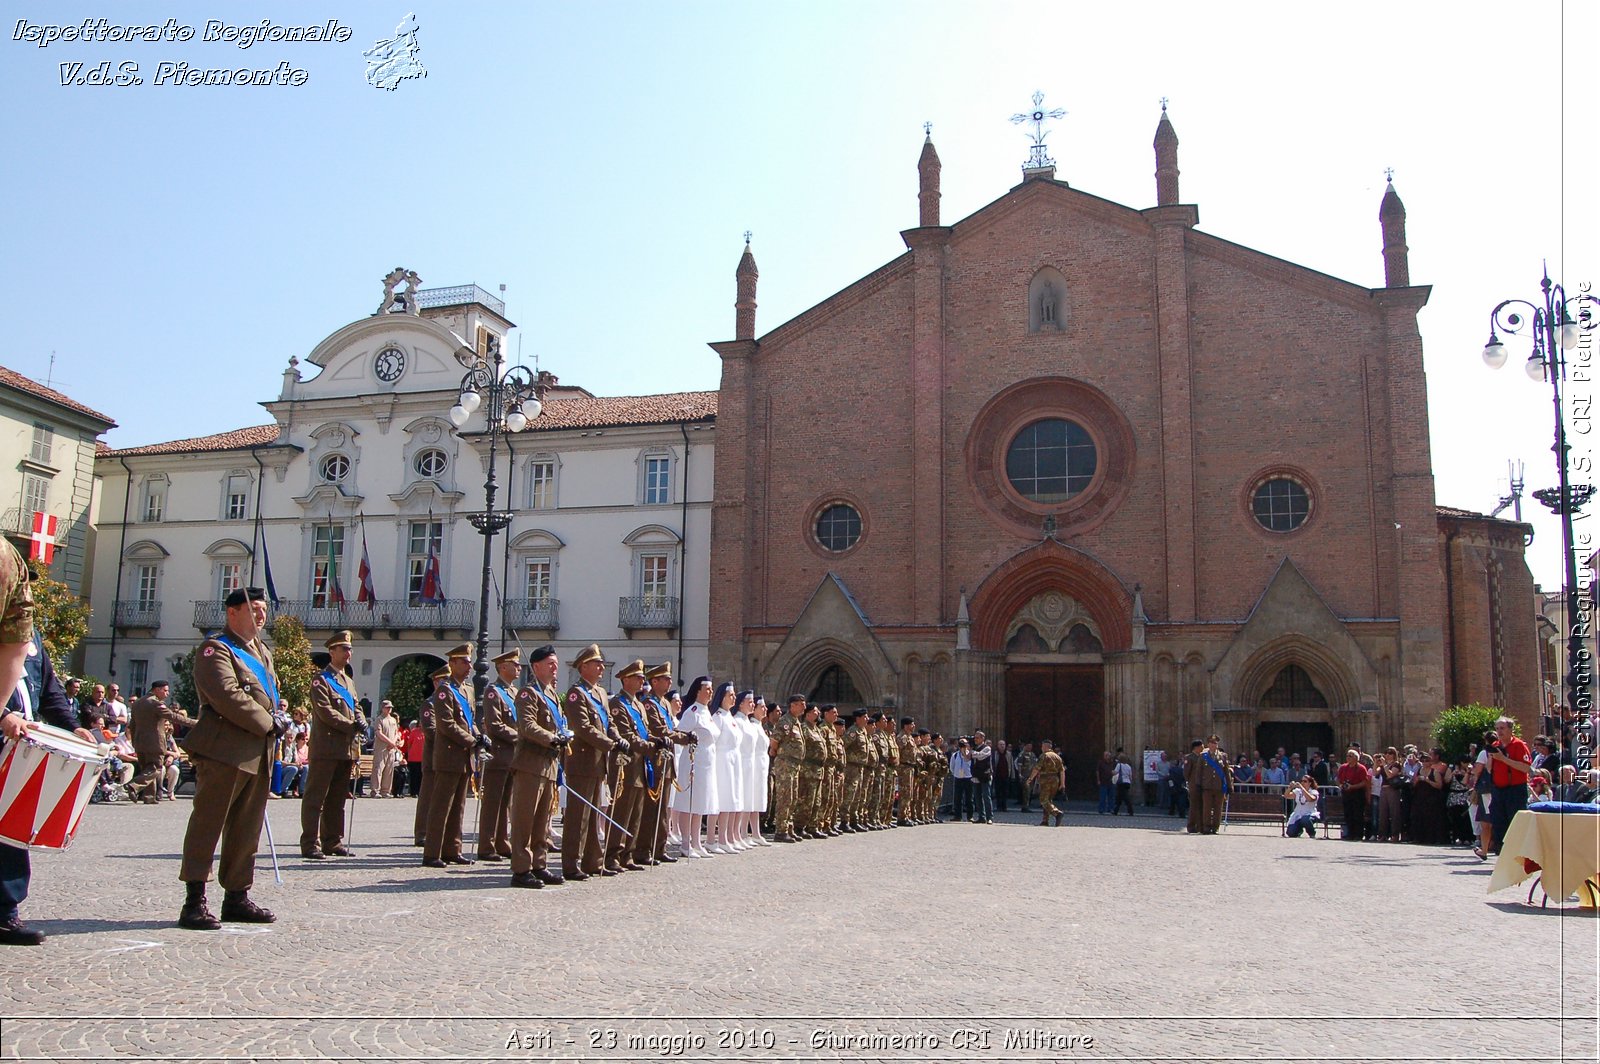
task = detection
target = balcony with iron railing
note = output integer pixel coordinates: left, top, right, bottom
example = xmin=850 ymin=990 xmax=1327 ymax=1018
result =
xmin=619 ymin=596 xmax=680 ymax=633
xmin=1 ymin=508 xmax=67 ymax=541
xmin=279 ymin=597 xmax=475 ymax=633
xmin=503 ymin=598 xmax=559 ymax=631
xmin=114 ymin=601 xmax=161 ymax=630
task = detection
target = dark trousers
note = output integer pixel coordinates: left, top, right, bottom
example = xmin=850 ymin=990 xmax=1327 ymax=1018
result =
xmin=0 ymin=841 xmax=30 ymax=919
xmin=1342 ymin=791 xmax=1368 ymax=840
xmin=300 ymin=758 xmax=352 ymax=854
xmin=953 ymin=778 xmax=975 ymax=820
xmin=1115 ymin=781 xmax=1133 ymax=814
xmin=1490 ymin=783 xmax=1527 ymax=853
xmin=404 ymin=761 xmax=421 ymax=798
xmin=994 ymin=775 xmax=1009 ymax=811
xmin=411 ymin=763 xmax=433 ymax=845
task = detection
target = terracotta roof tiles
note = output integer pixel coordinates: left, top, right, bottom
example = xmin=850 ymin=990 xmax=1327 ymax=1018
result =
xmin=0 ymin=365 xmax=116 ymax=426
xmin=106 ymin=424 xmax=281 ymax=458
xmin=521 ymin=390 xmax=717 ymax=432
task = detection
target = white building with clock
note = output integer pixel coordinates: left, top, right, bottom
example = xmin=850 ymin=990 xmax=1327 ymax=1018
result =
xmin=80 ymin=275 xmax=715 ymax=707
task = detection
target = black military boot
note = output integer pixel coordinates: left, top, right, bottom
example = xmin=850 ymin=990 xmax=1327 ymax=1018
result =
xmin=178 ymin=882 xmax=221 ymax=931
xmin=220 ymin=890 xmax=276 ymax=923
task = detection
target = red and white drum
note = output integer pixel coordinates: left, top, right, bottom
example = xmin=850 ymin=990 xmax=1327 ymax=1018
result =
xmin=0 ymin=723 xmax=107 ymax=851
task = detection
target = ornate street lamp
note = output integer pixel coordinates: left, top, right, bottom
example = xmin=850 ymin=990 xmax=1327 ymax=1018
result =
xmin=451 ymin=335 xmax=557 ymax=699
xmin=1481 ymin=268 xmax=1596 ymax=720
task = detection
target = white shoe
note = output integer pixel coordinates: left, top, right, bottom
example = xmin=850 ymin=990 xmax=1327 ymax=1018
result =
xmin=706 ymin=843 xmax=730 ymax=855
xmin=681 ymin=848 xmax=703 ymax=859
xmin=754 ymin=835 xmax=773 ymax=847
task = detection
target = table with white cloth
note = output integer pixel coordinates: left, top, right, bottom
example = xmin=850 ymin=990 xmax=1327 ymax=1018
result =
xmin=1487 ymin=809 xmax=1600 ymax=906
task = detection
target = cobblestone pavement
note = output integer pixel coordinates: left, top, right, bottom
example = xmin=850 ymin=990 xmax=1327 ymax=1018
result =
xmin=1 ymin=796 xmax=1595 ymax=1063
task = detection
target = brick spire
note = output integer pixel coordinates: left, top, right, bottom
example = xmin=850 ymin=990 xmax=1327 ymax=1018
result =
xmin=735 ymin=234 xmax=758 ymax=341
xmin=918 ymin=124 xmax=941 ymax=227
xmin=1153 ymin=100 xmax=1180 ymax=206
xmin=1380 ymin=172 xmax=1409 ymax=288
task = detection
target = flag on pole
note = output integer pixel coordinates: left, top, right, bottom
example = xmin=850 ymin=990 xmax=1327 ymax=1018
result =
xmin=356 ymin=517 xmax=376 ymax=609
xmin=27 ymin=512 xmax=56 ymax=565
xmin=326 ymin=512 xmax=345 ymax=607
xmin=260 ymin=532 xmax=280 ymax=607
xmin=420 ymin=516 xmax=444 ymax=605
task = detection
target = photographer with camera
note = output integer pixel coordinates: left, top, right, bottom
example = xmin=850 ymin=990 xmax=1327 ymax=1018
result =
xmin=1484 ymin=717 xmax=1532 ymax=856
xmin=969 ymin=731 xmax=994 ymax=823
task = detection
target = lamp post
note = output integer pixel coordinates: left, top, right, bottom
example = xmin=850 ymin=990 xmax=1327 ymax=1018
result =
xmin=1481 ymin=268 xmax=1596 ymax=721
xmin=450 ymin=335 xmax=556 ymax=699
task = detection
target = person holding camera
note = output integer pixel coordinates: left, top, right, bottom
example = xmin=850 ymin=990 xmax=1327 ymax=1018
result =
xmin=949 ymin=738 xmax=975 ymax=821
xmin=969 ymin=731 xmax=994 ymax=823
xmin=1485 ymin=717 xmax=1532 ymax=855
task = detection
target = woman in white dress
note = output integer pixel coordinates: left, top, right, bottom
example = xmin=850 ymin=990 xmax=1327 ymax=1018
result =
xmin=706 ymin=682 xmax=743 ymax=854
xmin=668 ymin=676 xmax=720 ymax=858
xmin=737 ymin=692 xmax=773 ymax=847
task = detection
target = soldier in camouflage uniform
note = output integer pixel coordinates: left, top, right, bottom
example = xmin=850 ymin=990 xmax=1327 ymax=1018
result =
xmin=795 ymin=703 xmax=827 ymax=839
xmin=913 ymin=729 xmax=936 ymax=823
xmin=822 ymin=706 xmax=845 ymax=835
xmin=895 ymin=716 xmax=918 ymax=826
xmin=842 ymin=709 xmax=872 ymax=831
xmin=877 ymin=713 xmax=900 ymax=828
xmin=771 ymin=695 xmax=806 ymax=843
xmin=1013 ymin=742 xmax=1040 ymax=813
xmin=931 ymin=734 xmax=951 ymax=822
xmin=1029 ymin=739 xmax=1066 ymax=826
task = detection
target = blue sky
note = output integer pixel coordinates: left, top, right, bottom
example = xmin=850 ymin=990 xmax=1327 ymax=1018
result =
xmin=2 ymin=1 xmax=1594 ymax=587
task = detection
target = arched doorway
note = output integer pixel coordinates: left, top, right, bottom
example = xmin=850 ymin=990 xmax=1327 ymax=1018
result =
xmin=1254 ymin=664 xmax=1334 ymax=763
xmin=971 ymin=540 xmax=1132 ymax=801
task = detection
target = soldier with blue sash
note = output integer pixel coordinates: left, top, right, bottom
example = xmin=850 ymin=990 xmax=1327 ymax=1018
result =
xmin=561 ymin=643 xmax=628 ymax=880
xmin=507 ymin=645 xmax=569 ymax=888
xmin=476 ymin=648 xmax=522 ymax=861
xmin=423 ymin=644 xmax=479 ymax=868
xmin=636 ymin=661 xmax=689 ymax=866
xmin=301 ymin=630 xmax=364 ymax=859
xmin=178 ymin=587 xmax=284 ymax=930
xmin=604 ymin=660 xmax=653 ymax=874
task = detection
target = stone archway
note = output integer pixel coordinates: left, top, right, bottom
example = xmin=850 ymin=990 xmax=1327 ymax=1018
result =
xmin=969 ymin=538 xmax=1133 ymax=652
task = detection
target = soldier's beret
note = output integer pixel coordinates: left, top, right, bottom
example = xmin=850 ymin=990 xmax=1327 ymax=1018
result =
xmin=325 ymin=629 xmax=354 ymax=650
xmin=529 ymin=645 xmax=557 ymax=663
xmin=900 ymin=716 xmax=914 ymax=727
xmin=225 ymin=587 xmax=267 ymax=608
xmin=851 ymin=708 xmax=868 ymax=719
xmin=492 ymin=648 xmax=521 ymax=666
xmin=868 ymin=712 xmax=882 ymax=723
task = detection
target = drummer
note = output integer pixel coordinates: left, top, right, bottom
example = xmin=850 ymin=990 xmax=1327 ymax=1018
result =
xmin=0 ymin=542 xmax=86 ymax=947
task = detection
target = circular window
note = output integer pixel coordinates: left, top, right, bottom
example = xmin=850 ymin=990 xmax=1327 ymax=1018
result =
xmin=1252 ymin=477 xmax=1311 ymax=532
xmin=414 ymin=449 xmax=448 ymax=478
xmin=815 ymin=503 xmax=862 ymax=553
xmin=1005 ymin=418 xmax=1097 ymax=503
xmin=319 ymin=454 xmax=349 ymax=483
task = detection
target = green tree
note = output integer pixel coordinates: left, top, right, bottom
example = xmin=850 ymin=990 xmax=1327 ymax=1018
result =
xmin=26 ymin=559 xmax=90 ymax=670
xmin=385 ymin=657 xmax=431 ymax=724
xmin=170 ymin=648 xmax=199 ymax=714
xmin=1431 ymin=702 xmax=1509 ymax=763
xmin=267 ymin=615 xmax=315 ymax=713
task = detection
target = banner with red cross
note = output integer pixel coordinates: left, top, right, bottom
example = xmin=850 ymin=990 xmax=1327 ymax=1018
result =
xmin=28 ymin=511 xmax=57 ymax=564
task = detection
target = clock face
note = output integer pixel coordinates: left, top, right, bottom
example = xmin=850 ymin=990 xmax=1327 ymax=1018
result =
xmin=375 ymin=347 xmax=406 ymax=382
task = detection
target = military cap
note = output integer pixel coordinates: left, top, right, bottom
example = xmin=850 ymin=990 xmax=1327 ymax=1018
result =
xmin=646 ymin=661 xmax=673 ymax=681
xmin=615 ymin=659 xmax=646 ymax=680
xmin=529 ymin=644 xmax=557 ymax=663
xmin=446 ymin=643 xmax=472 ymax=661
xmin=492 ymin=648 xmax=521 ymax=665
xmin=429 ymin=666 xmax=450 ymax=681
xmin=867 ymin=712 xmax=883 ymax=723
xmin=572 ymin=643 xmax=610 ymax=667
xmin=851 ymin=708 xmax=868 ymax=719
xmin=325 ymin=629 xmax=354 ymax=649
xmin=225 ymin=586 xmax=267 ymax=608
xmin=900 ymin=716 xmax=914 ymax=727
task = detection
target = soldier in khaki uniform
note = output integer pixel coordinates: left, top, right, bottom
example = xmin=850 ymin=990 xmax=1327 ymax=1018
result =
xmin=605 ymin=659 xmax=653 ymax=873
xmin=1030 ymin=740 xmax=1066 ymax=826
xmin=129 ymin=680 xmax=193 ymax=804
xmin=301 ymin=630 xmax=364 ymax=860
xmin=476 ymin=648 xmax=522 ymax=861
xmin=562 ymin=643 xmax=628 ymax=879
xmin=412 ymin=669 xmax=444 ymax=847
xmin=865 ymin=714 xmax=888 ymax=828
xmin=771 ymin=695 xmax=806 ymax=842
xmin=879 ymin=713 xmax=901 ymax=827
xmin=422 ymin=644 xmax=479 ymax=867
xmin=896 ymin=717 xmax=918 ymax=825
xmin=178 ymin=587 xmax=282 ymax=930
xmin=815 ymin=705 xmax=839 ymax=835
xmin=636 ymin=662 xmax=689 ymax=866
xmin=507 ymin=645 xmax=568 ymax=888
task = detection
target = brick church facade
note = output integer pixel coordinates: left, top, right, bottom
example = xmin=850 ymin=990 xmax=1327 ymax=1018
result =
xmin=708 ymin=109 xmax=1538 ymax=796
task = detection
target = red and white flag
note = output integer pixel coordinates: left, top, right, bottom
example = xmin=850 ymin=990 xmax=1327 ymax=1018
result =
xmin=356 ymin=525 xmax=376 ymax=609
xmin=28 ymin=512 xmax=56 ymax=565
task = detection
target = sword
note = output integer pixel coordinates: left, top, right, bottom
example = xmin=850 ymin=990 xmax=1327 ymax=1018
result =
xmin=261 ymin=799 xmax=284 ymax=886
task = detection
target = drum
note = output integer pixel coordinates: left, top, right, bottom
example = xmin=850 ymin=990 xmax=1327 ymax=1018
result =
xmin=0 ymin=722 xmax=108 ymax=851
